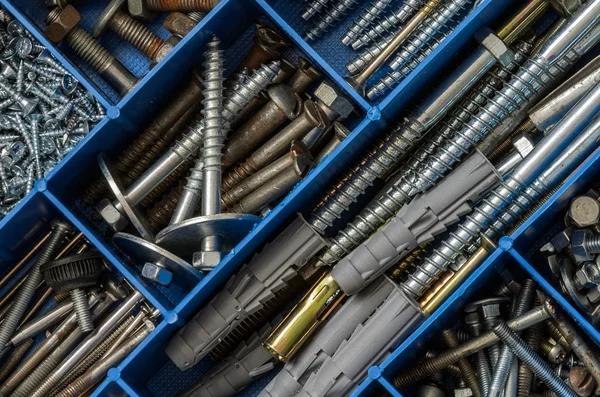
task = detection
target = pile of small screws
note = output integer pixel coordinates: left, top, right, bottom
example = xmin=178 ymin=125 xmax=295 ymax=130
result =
xmin=0 ymin=6 xmax=104 ymax=219
xmin=0 ymin=219 xmax=156 ymax=397
xmin=298 ymin=0 xmax=476 ymax=99
xmin=394 ymin=277 xmax=600 ymax=397
xmin=540 ymin=192 xmax=600 ymax=325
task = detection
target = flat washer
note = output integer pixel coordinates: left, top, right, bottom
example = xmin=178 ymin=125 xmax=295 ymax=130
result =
xmin=98 ymin=153 xmax=155 ymax=242
xmin=155 ymin=213 xmax=261 ymax=260
xmin=114 ymin=232 xmax=203 ymax=289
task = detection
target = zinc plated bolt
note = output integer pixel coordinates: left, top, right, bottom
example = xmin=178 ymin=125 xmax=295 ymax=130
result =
xmin=95 ymin=61 xmax=279 ymax=235
xmin=442 ymin=329 xmax=481 ymax=397
xmin=350 ymin=0 xmax=424 ymax=50
xmin=0 ymin=338 xmax=33 ymax=384
xmin=492 ymin=321 xmax=577 ymax=397
xmin=317 ymin=40 xmax=532 ymax=267
xmin=45 ymin=6 xmax=137 ymax=97
xmin=342 ymin=0 xmax=395 ymax=46
xmin=93 ymin=0 xmax=173 ymax=62
xmin=302 ymin=0 xmax=332 ymax=21
xmin=304 ymin=0 xmax=360 ymax=42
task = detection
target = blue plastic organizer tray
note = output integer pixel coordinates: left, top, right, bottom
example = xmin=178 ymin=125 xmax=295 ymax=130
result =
xmin=1 ymin=0 xmax=600 ymax=396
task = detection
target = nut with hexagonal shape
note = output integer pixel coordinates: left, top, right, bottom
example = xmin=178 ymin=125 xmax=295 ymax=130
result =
xmin=574 ymin=262 xmax=600 ymax=290
xmin=569 ymin=196 xmax=600 ymax=228
xmin=314 ymin=82 xmax=353 ymax=121
xmin=587 ymin=285 xmax=600 ymax=304
xmin=142 ymin=262 xmax=173 ymax=285
xmin=128 ymin=0 xmax=155 ymax=20
xmin=571 ymin=229 xmax=600 ymax=263
xmin=97 ymin=199 xmax=129 ymax=232
xmin=45 ymin=5 xmax=81 ymax=44
xmin=193 ymin=250 xmax=222 ymax=270
xmin=164 ymin=12 xmax=197 ymax=38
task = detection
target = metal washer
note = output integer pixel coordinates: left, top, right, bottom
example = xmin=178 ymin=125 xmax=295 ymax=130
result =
xmin=113 ymin=232 xmax=203 ymax=289
xmin=155 ymin=213 xmax=261 ymax=261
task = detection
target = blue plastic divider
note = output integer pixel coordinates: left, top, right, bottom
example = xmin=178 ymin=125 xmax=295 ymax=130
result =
xmin=0 ymin=0 xmax=597 ymax=396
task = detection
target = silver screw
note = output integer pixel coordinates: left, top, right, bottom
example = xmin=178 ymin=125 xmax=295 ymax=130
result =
xmin=342 ymin=0 xmax=395 ymax=46
xmin=302 ymin=0 xmax=333 ymax=21
xmin=304 ymin=0 xmax=360 ymax=42
xmin=492 ymin=321 xmax=576 ymax=397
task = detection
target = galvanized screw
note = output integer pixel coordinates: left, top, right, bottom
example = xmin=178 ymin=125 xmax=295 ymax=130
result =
xmin=304 ymin=0 xmax=360 ymax=42
xmin=342 ymin=0 xmax=395 ymax=46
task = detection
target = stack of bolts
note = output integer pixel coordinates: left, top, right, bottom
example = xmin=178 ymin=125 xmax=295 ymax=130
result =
xmin=0 ymin=6 xmax=104 ymax=220
xmin=394 ymin=281 xmax=600 ymax=397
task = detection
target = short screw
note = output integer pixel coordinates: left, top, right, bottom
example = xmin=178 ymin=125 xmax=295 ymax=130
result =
xmin=342 ymin=0 xmax=395 ymax=46
xmin=492 ymin=321 xmax=576 ymax=397
xmin=302 ymin=0 xmax=332 ymax=21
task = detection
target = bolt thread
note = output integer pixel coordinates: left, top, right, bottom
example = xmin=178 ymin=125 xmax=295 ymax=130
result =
xmin=539 ymin=341 xmax=555 ymax=358
xmin=0 ymin=221 xmax=70 ymax=355
xmin=584 ymin=235 xmax=600 ymax=253
xmin=304 ymin=0 xmax=360 ymax=42
xmin=70 ymin=288 xmax=93 ymax=332
xmin=488 ymin=344 xmax=514 ymax=397
xmin=442 ymin=329 xmax=481 ymax=397
xmin=0 ymin=338 xmax=33 ymax=383
xmin=475 ymin=348 xmax=492 ymax=395
xmin=488 ymin=118 xmax=536 ymax=163
xmin=455 ymin=329 xmax=471 ymax=343
xmin=351 ymin=0 xmax=423 ymax=49
xmin=54 ymin=315 xmax=135 ymax=392
xmin=55 ymin=376 xmax=89 ymax=397
xmin=346 ymin=33 xmax=393 ymax=75
xmin=187 ymin=11 xmax=206 ymax=22
xmin=319 ymin=40 xmax=532 ymax=267
xmin=146 ymin=0 xmax=219 ymax=12
xmin=492 ymin=322 xmax=576 ymax=397
xmin=517 ymin=323 xmax=544 ymax=397
xmin=147 ymin=182 xmax=185 ymax=229
xmin=111 ymin=11 xmax=165 ymax=59
xmin=66 ymin=27 xmax=115 ymax=73
xmin=389 ymin=0 xmax=471 ymax=72
xmin=400 ymin=41 xmax=563 ymax=299
xmin=342 ymin=0 xmax=395 ymax=45
xmin=387 ymin=244 xmax=429 ymax=281
xmin=303 ymin=0 xmax=332 ymax=20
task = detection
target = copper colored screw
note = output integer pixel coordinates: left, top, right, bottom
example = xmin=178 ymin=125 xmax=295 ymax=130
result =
xmin=146 ymin=0 xmax=220 ymax=12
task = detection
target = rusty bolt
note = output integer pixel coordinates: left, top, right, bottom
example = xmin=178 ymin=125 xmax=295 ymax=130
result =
xmin=164 ymin=12 xmax=197 ymax=38
xmin=45 ymin=5 xmax=81 ymax=44
xmin=568 ymin=366 xmax=596 ymax=397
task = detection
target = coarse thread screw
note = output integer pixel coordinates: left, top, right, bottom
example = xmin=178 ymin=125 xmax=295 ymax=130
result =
xmin=0 ymin=338 xmax=33 ymax=383
xmin=104 ymin=10 xmax=166 ymax=59
xmin=350 ymin=0 xmax=424 ymax=49
xmin=146 ymin=0 xmax=220 ymax=12
xmin=318 ymin=40 xmax=532 ymax=267
xmin=303 ymin=0 xmax=332 ymax=21
xmin=0 ymin=220 xmax=71 ymax=356
xmin=492 ymin=321 xmax=576 ymax=397
xmin=465 ymin=312 xmax=491 ymax=395
xmin=140 ymin=156 xmax=196 ymax=208
xmin=342 ymin=0 xmax=395 ymax=46
xmin=442 ymin=329 xmax=481 ymax=397
xmin=304 ymin=0 xmax=360 ymax=42
xmin=346 ymin=33 xmax=393 ymax=75
xmin=517 ymin=322 xmax=543 ymax=397
xmin=70 ymin=288 xmax=93 ymax=332
xmin=187 ymin=11 xmax=206 ymax=22
xmin=46 ymin=8 xmax=136 ymax=96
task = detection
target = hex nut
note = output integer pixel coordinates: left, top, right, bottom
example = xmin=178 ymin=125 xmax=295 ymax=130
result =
xmin=128 ymin=0 xmax=154 ymax=21
xmin=464 ymin=312 xmax=480 ymax=326
xmin=164 ymin=12 xmax=196 ymax=38
xmin=314 ymin=83 xmax=353 ymax=120
xmin=550 ymin=227 xmax=574 ymax=253
xmin=512 ymin=133 xmax=534 ymax=159
xmin=193 ymin=250 xmax=222 ymax=269
xmin=476 ymin=29 xmax=514 ymax=67
xmin=569 ymin=196 xmax=600 ymax=228
xmin=142 ymin=263 xmax=173 ymax=285
xmin=571 ymin=229 xmax=595 ymax=263
xmin=45 ymin=5 xmax=81 ymax=44
xmin=97 ymin=199 xmax=129 ymax=232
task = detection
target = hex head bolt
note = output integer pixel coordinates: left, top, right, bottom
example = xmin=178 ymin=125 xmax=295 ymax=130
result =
xmin=393 ymin=301 xmax=556 ymax=387
xmin=345 ymin=0 xmax=442 ymax=95
xmin=40 ymin=252 xmax=104 ymax=332
xmin=28 ymin=290 xmax=144 ymax=397
xmin=96 ymin=60 xmax=279 ymax=241
xmin=492 ymin=321 xmax=577 ymax=397
xmin=304 ymin=0 xmax=360 ymax=42
xmin=45 ymin=6 xmax=137 ymax=97
xmin=342 ymin=0 xmax=396 ymax=46
xmin=93 ymin=0 xmax=173 ymax=62
xmin=0 ymin=220 xmax=71 ymax=356
xmin=80 ymin=71 xmax=203 ymax=208
xmin=223 ymin=99 xmax=329 ymax=189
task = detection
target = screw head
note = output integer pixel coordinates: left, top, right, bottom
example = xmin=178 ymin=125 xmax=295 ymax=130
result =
xmin=569 ymin=196 xmax=600 ymax=228
xmin=142 ymin=262 xmax=173 ymax=285
xmin=97 ymin=199 xmax=128 ymax=232
xmin=193 ymin=250 xmax=222 ymax=270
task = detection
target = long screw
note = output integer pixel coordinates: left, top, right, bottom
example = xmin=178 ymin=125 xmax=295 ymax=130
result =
xmin=304 ymin=0 xmax=360 ymax=42
xmin=350 ymin=0 xmax=424 ymax=49
xmin=517 ymin=322 xmax=544 ymax=397
xmin=146 ymin=0 xmax=220 ymax=12
xmin=0 ymin=220 xmax=71 ymax=356
xmin=0 ymin=338 xmax=33 ymax=383
xmin=318 ymin=40 xmax=532 ymax=267
xmin=45 ymin=7 xmax=137 ymax=96
xmin=342 ymin=0 xmax=395 ymax=46
xmin=493 ymin=321 xmax=576 ymax=397
xmin=442 ymin=329 xmax=481 ymax=397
